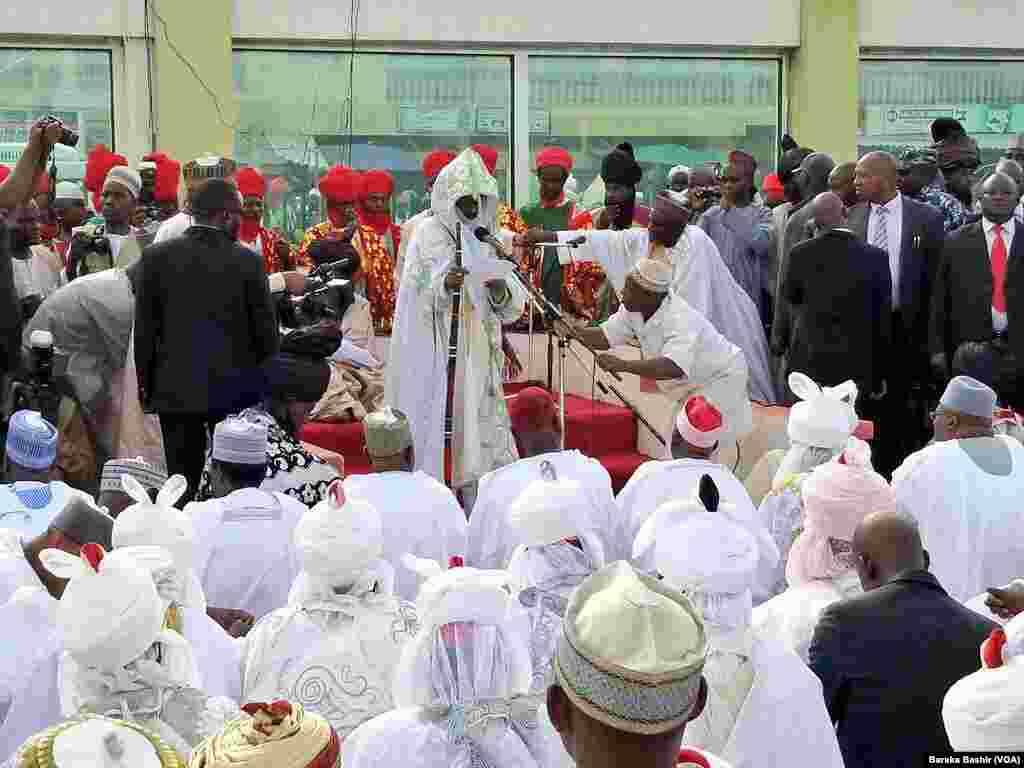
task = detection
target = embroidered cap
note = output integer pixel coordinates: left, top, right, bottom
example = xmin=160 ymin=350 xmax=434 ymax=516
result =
xmin=630 ymin=258 xmax=672 ymax=294
xmin=212 ymin=417 xmax=269 ymax=465
xmin=553 ymin=561 xmax=706 ymax=735
xmin=5 ymin=410 xmax=58 ymax=470
xmin=362 ymin=407 xmax=413 ymax=459
xmin=103 ymin=167 xmax=142 ymax=200
xmin=100 ymin=457 xmax=168 ymax=495
xmin=14 ymin=715 xmax=184 ymax=768
xmin=940 ymin=375 xmax=997 ymax=420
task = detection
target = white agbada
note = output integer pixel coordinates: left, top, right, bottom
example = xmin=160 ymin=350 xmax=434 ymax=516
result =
xmin=385 ymin=149 xmax=527 ymax=487
xmin=188 ymin=487 xmax=305 ymax=620
xmin=618 ymin=459 xmax=780 ymax=605
xmin=0 ymin=530 xmax=41 ymax=606
xmin=240 ymin=488 xmax=416 ymax=738
xmin=556 ymin=226 xmax=774 ymax=402
xmin=395 ymin=208 xmax=431 ymax=283
xmin=342 ymin=471 xmax=467 ymax=603
xmin=11 ymin=245 xmax=64 ymax=304
xmin=600 ymin=293 xmax=753 ymax=452
xmin=466 ymin=450 xmax=618 ymax=569
xmin=342 ymin=562 xmax=560 ymax=768
xmin=893 ymin=435 xmax=1024 ymax=602
xmin=654 ymin=495 xmax=843 ymax=768
xmin=0 ymin=482 xmax=92 ymax=542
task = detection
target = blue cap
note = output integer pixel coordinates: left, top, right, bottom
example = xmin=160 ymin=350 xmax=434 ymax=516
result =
xmin=939 ymin=375 xmax=997 ymax=420
xmin=5 ymin=410 xmax=58 ymax=470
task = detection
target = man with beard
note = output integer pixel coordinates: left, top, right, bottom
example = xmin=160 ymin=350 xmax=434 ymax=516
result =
xmin=66 ymin=164 xmax=143 ymax=281
xmin=564 ymin=143 xmax=650 ymax=322
xmin=134 ymin=179 xmax=279 ymax=504
xmin=235 ymin=166 xmax=302 ymax=274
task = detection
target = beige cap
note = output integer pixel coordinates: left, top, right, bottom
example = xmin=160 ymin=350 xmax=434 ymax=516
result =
xmin=553 ymin=561 xmax=707 ymax=735
xmin=363 ymin=407 xmax=413 ymax=458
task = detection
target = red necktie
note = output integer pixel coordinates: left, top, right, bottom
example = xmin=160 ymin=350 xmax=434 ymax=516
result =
xmin=992 ymin=224 xmax=1008 ymax=313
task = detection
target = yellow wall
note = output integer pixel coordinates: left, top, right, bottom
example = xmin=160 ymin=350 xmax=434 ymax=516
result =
xmin=788 ymin=0 xmax=859 ymax=162
xmin=152 ymin=0 xmax=235 ymax=161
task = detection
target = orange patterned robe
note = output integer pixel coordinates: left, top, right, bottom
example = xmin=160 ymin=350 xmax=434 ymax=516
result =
xmin=298 ymin=222 xmax=397 ymax=334
xmin=241 ymin=227 xmax=310 ymax=275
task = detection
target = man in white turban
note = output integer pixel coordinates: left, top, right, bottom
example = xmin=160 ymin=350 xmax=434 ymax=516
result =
xmin=519 ymin=192 xmax=775 ymax=404
xmin=617 ymin=395 xmax=779 ymax=604
xmin=188 ymin=417 xmax=305 ymax=621
xmin=653 ymin=475 xmax=843 ymax=767
xmin=753 ymin=438 xmax=898 ymax=661
xmin=343 ymin=408 xmax=466 ymax=603
xmin=545 ymin=562 xmax=730 ymax=768
xmin=38 ymin=543 xmax=235 ymax=758
xmin=943 ymin=613 xmax=1024 ymax=752
xmin=239 ymin=481 xmax=416 ymax=738
xmin=112 ymin=474 xmax=244 ymax=700
xmin=755 ymin=373 xmax=859 ymax=597
xmin=894 ymin=375 xmax=1024 ymax=601
xmin=467 ymin=386 xmax=618 ymax=567
xmin=343 ymin=559 xmax=564 ymax=768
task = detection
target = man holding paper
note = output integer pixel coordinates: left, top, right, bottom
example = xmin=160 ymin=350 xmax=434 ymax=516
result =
xmin=385 ymin=148 xmax=527 ymax=500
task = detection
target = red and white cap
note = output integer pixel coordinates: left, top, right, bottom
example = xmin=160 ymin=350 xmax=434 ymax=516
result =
xmin=675 ymin=395 xmax=724 ymax=449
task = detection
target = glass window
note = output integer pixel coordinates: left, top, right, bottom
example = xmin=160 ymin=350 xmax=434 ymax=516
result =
xmin=526 ymin=57 xmax=781 ymax=208
xmin=860 ymin=59 xmax=1024 ymax=167
xmin=0 ymin=49 xmax=113 ymax=181
xmin=234 ymin=50 xmax=512 ymax=242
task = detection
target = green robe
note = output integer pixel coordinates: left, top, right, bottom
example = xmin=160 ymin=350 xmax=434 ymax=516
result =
xmin=518 ymin=201 xmax=574 ymax=314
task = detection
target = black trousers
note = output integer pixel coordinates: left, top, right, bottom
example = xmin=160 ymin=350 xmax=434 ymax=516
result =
xmin=159 ymin=412 xmax=232 ymax=506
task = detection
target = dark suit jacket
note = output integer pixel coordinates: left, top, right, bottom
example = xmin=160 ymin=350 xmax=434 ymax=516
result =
xmin=770 ymin=199 xmax=815 ymax=354
xmin=809 ymin=570 xmax=996 ymax=768
xmin=782 ymin=228 xmax=892 ymax=393
xmin=849 ymin=197 xmax=945 ymax=384
xmin=931 ymin=220 xmax=1023 ymax=381
xmin=134 ymin=226 xmax=279 ymax=415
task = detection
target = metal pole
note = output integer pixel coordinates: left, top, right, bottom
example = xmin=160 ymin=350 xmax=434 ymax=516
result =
xmin=558 ymin=334 xmax=567 ymax=450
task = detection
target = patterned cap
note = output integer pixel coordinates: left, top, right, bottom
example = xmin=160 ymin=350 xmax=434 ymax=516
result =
xmin=553 ymin=561 xmax=706 ymax=735
xmin=213 ymin=417 xmax=269 ymax=465
xmin=631 ymin=257 xmax=672 ymax=294
xmin=5 ymin=410 xmax=58 ymax=470
xmin=363 ymin=407 xmax=413 ymax=458
xmin=182 ymin=154 xmax=236 ymax=181
xmin=101 ymin=457 xmax=168 ymax=494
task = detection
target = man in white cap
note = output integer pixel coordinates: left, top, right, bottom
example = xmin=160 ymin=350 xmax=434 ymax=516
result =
xmin=755 ymin=373 xmax=859 ymax=597
xmin=545 ymin=561 xmax=730 ymax=768
xmin=1 ymin=410 xmax=92 ymax=540
xmin=51 ymin=181 xmax=89 ymax=262
xmin=519 ymin=192 xmax=775 ymax=403
xmin=894 ymin=375 xmax=1024 ymax=601
xmin=342 ymin=408 xmax=465 ymax=603
xmin=66 ymin=166 xmax=143 ymax=280
xmin=39 ymin=543 xmax=235 ymax=758
xmin=153 ymin=154 xmax=236 ymax=245
xmin=617 ymin=395 xmax=778 ymax=604
xmin=466 ymin=386 xmax=619 ymax=567
xmin=97 ymin=457 xmax=167 ymax=517
xmin=652 ymin=475 xmax=843 ymax=767
xmin=546 ymin=256 xmax=753 ymax=454
xmin=343 ymin=560 xmax=564 ymax=768
xmin=240 ymin=481 xmax=416 ymax=738
xmin=943 ymin=613 xmax=1024 ymax=752
xmin=188 ymin=416 xmax=304 ymax=621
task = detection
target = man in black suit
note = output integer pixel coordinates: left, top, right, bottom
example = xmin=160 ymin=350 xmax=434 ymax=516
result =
xmin=849 ymin=151 xmax=945 ymax=476
xmin=134 ymin=178 xmax=279 ymax=502
xmin=932 ymin=172 xmax=1021 ymax=385
xmin=780 ymin=191 xmax=891 ymax=402
xmin=809 ymin=510 xmax=996 ymax=768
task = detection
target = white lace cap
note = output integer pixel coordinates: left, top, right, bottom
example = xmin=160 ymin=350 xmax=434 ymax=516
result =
xmin=507 ymin=478 xmax=592 ymax=551
xmin=655 ymin=512 xmax=758 ymax=595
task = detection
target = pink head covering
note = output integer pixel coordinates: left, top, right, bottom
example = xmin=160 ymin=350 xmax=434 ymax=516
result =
xmin=784 ymin=438 xmax=898 ymax=587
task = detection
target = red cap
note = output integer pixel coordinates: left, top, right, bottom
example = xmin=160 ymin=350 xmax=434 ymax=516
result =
xmin=761 ymin=172 xmax=784 ymax=203
xmin=80 ymin=542 xmax=105 ymax=572
xmin=0 ymin=165 xmax=10 ymax=185
xmin=471 ymin=144 xmax=499 ymax=175
xmin=35 ymin=173 xmax=51 ymax=196
xmin=676 ymin=749 xmax=711 ymax=768
xmin=144 ymin=152 xmax=182 ymax=203
xmin=236 ymin=166 xmax=268 ymax=199
xmin=982 ymin=628 xmax=1008 ymax=669
xmin=84 ymin=144 xmax=128 ymax=211
xmin=675 ymin=395 xmax=724 ymax=449
xmin=448 ymin=556 xmax=464 ymax=569
xmin=360 ymin=169 xmax=394 ymax=198
xmin=422 ymin=150 xmax=457 ymax=180
xmin=507 ymin=386 xmax=560 ymax=434
xmin=318 ymin=166 xmax=360 ymax=204
xmin=536 ymin=146 xmax=574 ymax=173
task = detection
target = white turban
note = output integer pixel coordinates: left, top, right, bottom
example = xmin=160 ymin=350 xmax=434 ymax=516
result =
xmin=293 ymin=481 xmax=382 ymax=589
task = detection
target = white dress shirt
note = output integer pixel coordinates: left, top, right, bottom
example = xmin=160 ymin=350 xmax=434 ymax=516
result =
xmin=983 ymin=217 xmax=1015 ymax=332
xmin=867 ymin=193 xmax=904 ymax=308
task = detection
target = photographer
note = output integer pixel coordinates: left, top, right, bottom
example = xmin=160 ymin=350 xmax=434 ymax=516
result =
xmin=65 ymin=165 xmax=142 ymax=281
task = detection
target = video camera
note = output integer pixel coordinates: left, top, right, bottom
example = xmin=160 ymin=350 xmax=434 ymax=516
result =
xmin=277 ymin=237 xmax=361 ymax=329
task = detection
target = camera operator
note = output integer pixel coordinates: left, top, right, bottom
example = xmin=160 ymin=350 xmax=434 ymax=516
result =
xmin=0 ymin=118 xmax=69 ymax=401
xmin=681 ymin=166 xmax=721 ymax=227
xmin=65 ymin=166 xmax=142 ymax=281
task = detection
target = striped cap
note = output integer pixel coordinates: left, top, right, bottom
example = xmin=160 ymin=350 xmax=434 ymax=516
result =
xmin=5 ymin=411 xmax=58 ymax=470
xmin=212 ymin=416 xmax=268 ymax=465
xmin=100 ymin=458 xmax=168 ymax=494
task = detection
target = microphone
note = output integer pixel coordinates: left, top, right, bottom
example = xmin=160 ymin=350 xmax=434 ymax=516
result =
xmin=474 ymin=227 xmax=510 ymax=258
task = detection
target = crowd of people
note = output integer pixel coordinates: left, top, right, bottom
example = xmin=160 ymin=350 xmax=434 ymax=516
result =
xmin=0 ymin=108 xmax=1024 ymax=768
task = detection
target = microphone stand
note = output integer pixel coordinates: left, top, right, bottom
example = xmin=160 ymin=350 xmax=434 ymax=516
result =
xmin=478 ymin=231 xmax=666 ymax=448
xmin=444 ymin=221 xmax=463 ymax=490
